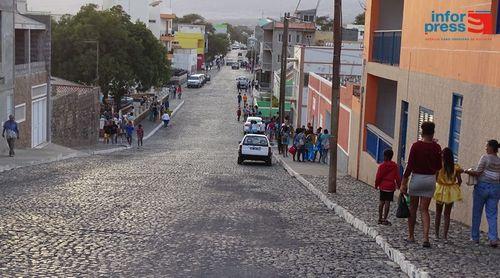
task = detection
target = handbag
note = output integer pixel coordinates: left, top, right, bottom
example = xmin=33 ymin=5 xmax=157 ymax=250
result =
xmin=289 ymin=145 xmax=297 ymax=155
xmin=396 ymin=193 xmax=410 ymax=218
xmin=5 ymin=129 xmax=17 ymax=140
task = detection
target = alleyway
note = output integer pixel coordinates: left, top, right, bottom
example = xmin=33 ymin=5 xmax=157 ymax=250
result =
xmin=0 ymin=63 xmax=403 ymax=276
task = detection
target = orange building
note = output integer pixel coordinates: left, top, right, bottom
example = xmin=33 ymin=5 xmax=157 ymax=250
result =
xmin=357 ymin=0 xmax=500 ymax=227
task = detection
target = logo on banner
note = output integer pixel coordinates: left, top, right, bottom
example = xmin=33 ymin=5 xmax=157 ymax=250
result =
xmin=424 ymin=10 xmax=493 ymax=40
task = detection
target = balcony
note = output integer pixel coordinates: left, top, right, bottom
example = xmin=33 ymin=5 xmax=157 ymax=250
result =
xmin=372 ymin=30 xmax=401 ymax=66
xmin=366 ymin=124 xmax=393 ymax=163
xmin=15 ymin=61 xmax=46 ymax=76
xmin=160 ymin=34 xmax=175 ymax=42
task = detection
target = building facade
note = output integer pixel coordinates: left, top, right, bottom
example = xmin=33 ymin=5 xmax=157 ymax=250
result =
xmin=172 ymin=49 xmax=197 ymax=74
xmin=174 ymin=24 xmax=207 ymax=70
xmin=358 ymin=0 xmax=500 ymax=227
xmin=13 ymin=1 xmax=51 ymax=149
xmin=0 ymin=1 xmax=16 ymax=154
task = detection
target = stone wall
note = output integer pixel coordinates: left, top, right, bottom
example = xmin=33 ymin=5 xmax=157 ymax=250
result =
xmin=51 ymin=85 xmax=100 ymax=148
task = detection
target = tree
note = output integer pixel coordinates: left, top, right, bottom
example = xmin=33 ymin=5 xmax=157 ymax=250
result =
xmin=353 ymin=13 xmax=365 ymax=25
xmin=52 ymin=4 xmax=170 ymax=111
xmin=316 ymin=16 xmax=334 ymax=31
xmin=226 ymin=24 xmax=252 ymax=43
xmin=207 ymin=33 xmax=230 ymax=61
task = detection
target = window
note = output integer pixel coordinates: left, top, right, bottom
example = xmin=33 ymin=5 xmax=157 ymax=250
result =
xmin=277 ymin=55 xmax=281 ymax=62
xmin=288 ymin=34 xmax=292 ymax=43
xmin=32 ymin=84 xmax=47 ymax=99
xmin=296 ymin=34 xmax=301 ymax=43
xmin=449 ymin=94 xmax=463 ymax=160
xmin=15 ymin=103 xmax=26 ymax=123
xmin=418 ymin=107 xmax=434 ymax=140
xmin=243 ymin=136 xmax=268 ymax=146
xmin=149 ymin=20 xmax=156 ymax=23
xmin=278 ymin=33 xmax=282 ymax=42
xmin=366 ymin=124 xmax=392 ymax=163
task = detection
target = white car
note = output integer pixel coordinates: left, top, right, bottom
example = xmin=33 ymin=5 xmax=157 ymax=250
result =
xmin=187 ymin=74 xmax=204 ymax=88
xmin=238 ymin=134 xmax=273 ymax=166
xmin=243 ymin=117 xmax=265 ymax=134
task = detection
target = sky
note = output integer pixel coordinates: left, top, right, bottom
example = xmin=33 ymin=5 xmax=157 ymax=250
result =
xmin=27 ymin=0 xmax=363 ymax=25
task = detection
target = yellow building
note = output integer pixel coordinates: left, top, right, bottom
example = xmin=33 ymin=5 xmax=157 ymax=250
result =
xmin=174 ymin=24 xmax=207 ymax=70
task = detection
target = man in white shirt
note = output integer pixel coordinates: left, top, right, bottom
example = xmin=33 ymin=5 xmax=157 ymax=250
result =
xmin=161 ymin=112 xmax=170 ymax=127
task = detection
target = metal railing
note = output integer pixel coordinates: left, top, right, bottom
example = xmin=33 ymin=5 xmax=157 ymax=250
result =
xmin=372 ymin=30 xmax=401 ymax=66
xmin=366 ymin=124 xmax=393 ymax=163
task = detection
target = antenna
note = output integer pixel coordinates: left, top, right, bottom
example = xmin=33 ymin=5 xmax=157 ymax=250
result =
xmin=294 ymin=0 xmax=302 ymax=16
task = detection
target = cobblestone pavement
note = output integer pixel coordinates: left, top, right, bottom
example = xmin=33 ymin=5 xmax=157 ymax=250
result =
xmin=304 ymin=175 xmax=500 ymax=277
xmin=0 ymin=58 xmax=404 ymax=276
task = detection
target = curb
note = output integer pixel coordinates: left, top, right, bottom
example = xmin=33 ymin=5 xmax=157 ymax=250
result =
xmin=0 ymin=100 xmax=186 ymax=173
xmin=143 ymin=100 xmax=185 ymax=140
xmin=273 ymin=154 xmax=429 ymax=278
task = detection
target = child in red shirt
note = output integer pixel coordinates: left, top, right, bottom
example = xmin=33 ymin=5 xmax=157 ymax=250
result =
xmin=375 ymin=149 xmax=401 ymax=225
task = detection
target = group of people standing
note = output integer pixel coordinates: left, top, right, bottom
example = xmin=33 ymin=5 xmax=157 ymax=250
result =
xmin=284 ymin=124 xmax=331 ymax=164
xmin=374 ymin=121 xmax=500 ymax=248
xmin=102 ymin=112 xmax=143 ymax=147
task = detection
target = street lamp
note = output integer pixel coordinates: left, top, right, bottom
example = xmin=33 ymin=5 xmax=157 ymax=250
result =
xmin=83 ymin=40 xmax=99 ymax=85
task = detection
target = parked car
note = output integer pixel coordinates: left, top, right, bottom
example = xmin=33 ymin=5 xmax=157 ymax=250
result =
xmin=237 ymin=78 xmax=249 ymax=90
xmin=203 ymin=73 xmax=211 ymax=82
xmin=226 ymin=59 xmax=235 ymax=66
xmin=238 ymin=134 xmax=272 ymax=166
xmin=238 ymin=52 xmax=243 ymax=57
xmin=243 ymin=116 xmax=265 ymax=134
xmin=231 ymin=63 xmax=240 ymax=70
xmin=187 ymin=74 xmax=204 ymax=88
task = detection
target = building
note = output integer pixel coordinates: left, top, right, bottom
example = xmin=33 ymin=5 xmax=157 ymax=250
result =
xmin=174 ymin=24 xmax=207 ymax=70
xmin=289 ymin=44 xmax=363 ymax=127
xmin=307 ymin=73 xmax=361 ymax=173
xmin=294 ymin=9 xmax=317 ymax=23
xmin=13 ymin=0 xmax=52 ymax=149
xmin=257 ymin=19 xmax=316 ymax=90
xmin=159 ymin=12 xmax=176 ymax=61
xmin=358 ymin=0 xmax=500 ymax=227
xmin=172 ymin=49 xmax=197 ymax=74
xmin=345 ymin=24 xmax=365 ymax=42
xmin=0 ymin=0 xmax=16 ymax=154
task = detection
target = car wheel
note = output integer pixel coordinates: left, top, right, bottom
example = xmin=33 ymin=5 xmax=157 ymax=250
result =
xmin=237 ymin=156 xmax=243 ymax=165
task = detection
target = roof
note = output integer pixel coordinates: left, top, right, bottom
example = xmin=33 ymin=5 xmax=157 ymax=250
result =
xmin=258 ymin=18 xmax=273 ymax=27
xmin=51 ymin=77 xmax=89 ymax=87
xmin=274 ymin=21 xmax=316 ymax=31
xmin=15 ymin=13 xmax=46 ymax=30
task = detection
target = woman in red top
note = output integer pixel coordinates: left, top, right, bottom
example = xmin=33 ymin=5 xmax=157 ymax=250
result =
xmin=401 ymin=122 xmax=442 ymax=248
xmin=375 ymin=149 xmax=401 ymax=226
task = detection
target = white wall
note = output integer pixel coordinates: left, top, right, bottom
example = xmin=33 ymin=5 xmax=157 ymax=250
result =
xmin=173 ymin=49 xmax=197 ymax=74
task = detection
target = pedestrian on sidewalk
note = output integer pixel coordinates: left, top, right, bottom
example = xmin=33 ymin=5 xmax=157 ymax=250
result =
xmin=243 ymin=94 xmax=248 ymax=106
xmin=281 ymin=123 xmax=290 ymax=157
xmin=125 ymin=121 xmax=134 ymax=146
xmin=237 ymin=93 xmax=242 ymax=106
xmin=433 ymin=147 xmax=463 ymax=240
xmin=177 ymin=84 xmax=182 ymax=99
xmin=136 ymin=124 xmax=144 ymax=148
xmin=103 ymin=121 xmax=111 ymax=144
xmin=375 ymin=149 xmax=401 ymax=226
xmin=276 ymin=126 xmax=283 ymax=154
xmin=465 ymin=139 xmax=500 ymax=247
xmin=237 ymin=106 xmax=242 ymax=122
xmin=401 ymin=122 xmax=442 ymax=248
xmin=110 ymin=121 xmax=118 ymax=144
xmin=319 ymin=129 xmax=331 ymax=164
xmin=313 ymin=127 xmax=323 ymax=162
xmin=295 ymin=128 xmax=306 ymax=162
xmin=162 ymin=111 xmax=171 ymax=128
xmin=2 ymin=115 xmax=19 ymax=157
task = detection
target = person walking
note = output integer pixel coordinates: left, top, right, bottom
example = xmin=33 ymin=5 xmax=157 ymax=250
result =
xmin=320 ymin=129 xmax=331 ymax=164
xmin=162 ymin=111 xmax=171 ymax=128
xmin=103 ymin=121 xmax=111 ymax=144
xmin=434 ymin=147 xmax=463 ymax=240
xmin=243 ymin=94 xmax=248 ymax=106
xmin=401 ymin=122 xmax=442 ymax=248
xmin=2 ymin=115 xmax=20 ymax=157
xmin=237 ymin=107 xmax=242 ymax=122
xmin=125 ymin=121 xmax=134 ymax=146
xmin=136 ymin=124 xmax=144 ymax=148
xmin=313 ymin=127 xmax=323 ymax=162
xmin=237 ymin=93 xmax=242 ymax=106
xmin=465 ymin=139 xmax=500 ymax=247
xmin=375 ymin=149 xmax=401 ymax=226
xmin=296 ymin=129 xmax=306 ymax=162
xmin=281 ymin=124 xmax=290 ymax=157
xmin=110 ymin=121 xmax=118 ymax=144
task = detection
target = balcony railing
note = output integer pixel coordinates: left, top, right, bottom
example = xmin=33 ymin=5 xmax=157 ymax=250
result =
xmin=15 ymin=62 xmax=47 ymax=76
xmin=372 ymin=30 xmax=401 ymax=66
xmin=366 ymin=124 xmax=393 ymax=163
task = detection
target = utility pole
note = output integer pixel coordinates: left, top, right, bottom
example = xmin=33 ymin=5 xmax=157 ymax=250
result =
xmin=279 ymin=13 xmax=290 ymax=126
xmin=328 ymin=0 xmax=342 ymax=193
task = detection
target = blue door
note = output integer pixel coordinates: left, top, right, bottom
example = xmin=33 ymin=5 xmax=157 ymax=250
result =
xmin=399 ymin=101 xmax=409 ymax=175
xmin=449 ymin=94 xmax=463 ymax=161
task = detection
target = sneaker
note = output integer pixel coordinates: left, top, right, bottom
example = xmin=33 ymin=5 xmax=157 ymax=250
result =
xmin=489 ymin=240 xmax=498 ymax=248
xmin=422 ymin=241 xmax=431 ymax=248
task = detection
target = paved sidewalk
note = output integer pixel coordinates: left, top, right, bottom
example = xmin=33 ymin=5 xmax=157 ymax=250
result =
xmin=274 ymin=155 xmax=500 ymax=277
xmin=0 ymin=98 xmax=185 ymax=172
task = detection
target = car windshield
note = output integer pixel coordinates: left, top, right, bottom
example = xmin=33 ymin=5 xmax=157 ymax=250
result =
xmin=188 ymin=77 xmax=200 ymax=81
xmin=243 ymin=136 xmax=268 ymax=146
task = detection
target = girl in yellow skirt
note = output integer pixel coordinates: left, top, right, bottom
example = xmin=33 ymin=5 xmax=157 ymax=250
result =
xmin=434 ymin=147 xmax=463 ymax=240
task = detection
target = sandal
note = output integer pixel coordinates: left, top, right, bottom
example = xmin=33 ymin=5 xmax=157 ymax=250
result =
xmin=422 ymin=241 xmax=431 ymax=248
xmin=404 ymin=238 xmax=416 ymax=244
xmin=378 ymin=219 xmax=383 ymax=225
xmin=383 ymin=220 xmax=392 ymax=226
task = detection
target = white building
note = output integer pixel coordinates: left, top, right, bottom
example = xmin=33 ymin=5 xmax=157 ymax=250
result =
xmin=172 ymin=49 xmax=197 ymax=74
xmin=345 ymin=24 xmax=365 ymax=42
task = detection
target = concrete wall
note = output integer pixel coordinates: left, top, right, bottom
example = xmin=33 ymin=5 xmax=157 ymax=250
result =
xmin=376 ymin=0 xmax=404 ymax=30
xmin=51 ymin=85 xmax=100 ymax=148
xmin=375 ymin=78 xmax=397 ymax=137
xmin=173 ymin=49 xmax=197 ymax=74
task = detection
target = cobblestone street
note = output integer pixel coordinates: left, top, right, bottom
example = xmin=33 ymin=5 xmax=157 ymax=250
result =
xmin=0 ymin=65 xmax=404 ymax=276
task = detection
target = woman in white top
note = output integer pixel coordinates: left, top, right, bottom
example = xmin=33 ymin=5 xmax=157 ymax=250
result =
xmin=465 ymin=139 xmax=500 ymax=247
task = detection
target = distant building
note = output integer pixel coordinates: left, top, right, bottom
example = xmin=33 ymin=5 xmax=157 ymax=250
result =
xmin=214 ymin=23 xmax=228 ymax=35
xmin=294 ymin=9 xmax=317 ymax=23
xmin=256 ymin=19 xmax=316 ymax=90
xmin=314 ymin=29 xmax=359 ymax=46
xmin=345 ymin=24 xmax=365 ymax=42
xmin=174 ymin=24 xmax=207 ymax=70
xmin=159 ymin=13 xmax=176 ymax=61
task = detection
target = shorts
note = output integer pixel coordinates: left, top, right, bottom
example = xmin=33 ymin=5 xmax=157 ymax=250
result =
xmin=379 ymin=190 xmax=395 ymax=202
xmin=409 ymin=173 xmax=436 ymax=198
